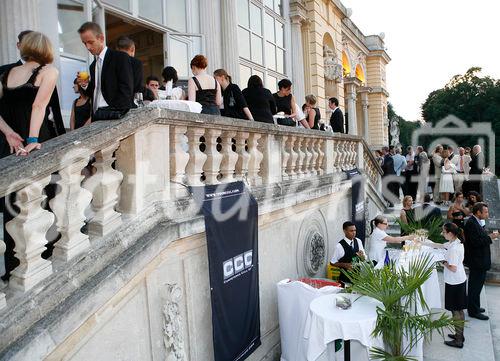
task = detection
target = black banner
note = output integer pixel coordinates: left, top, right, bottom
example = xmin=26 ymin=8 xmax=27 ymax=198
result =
xmin=191 ymin=181 xmax=261 ymax=361
xmin=344 ymin=168 xmax=366 ymax=244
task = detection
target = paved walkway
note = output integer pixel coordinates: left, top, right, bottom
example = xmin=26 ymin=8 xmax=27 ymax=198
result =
xmin=424 ymin=272 xmax=499 ymax=361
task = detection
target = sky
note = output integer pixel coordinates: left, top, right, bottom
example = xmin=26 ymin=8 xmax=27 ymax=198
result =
xmin=340 ymin=0 xmax=500 ymax=121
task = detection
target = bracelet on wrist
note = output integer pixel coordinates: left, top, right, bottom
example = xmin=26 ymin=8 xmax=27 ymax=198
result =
xmin=26 ymin=137 xmax=38 ymax=144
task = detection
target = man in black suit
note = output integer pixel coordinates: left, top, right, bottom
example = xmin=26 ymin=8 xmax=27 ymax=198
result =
xmin=467 ymin=145 xmax=485 ymax=195
xmin=328 ymin=97 xmax=345 ymax=133
xmin=77 ymin=22 xmax=134 ymax=120
xmin=381 ymin=146 xmax=397 ymax=206
xmin=414 ymin=194 xmax=443 ymax=227
xmin=116 ymin=36 xmax=144 ymax=95
xmin=0 ymin=30 xmax=66 ymax=137
xmin=464 ymin=202 xmax=498 ymax=320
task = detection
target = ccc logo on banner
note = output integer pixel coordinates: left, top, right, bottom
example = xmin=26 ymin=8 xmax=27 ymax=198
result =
xmin=223 ymin=250 xmax=253 ymax=282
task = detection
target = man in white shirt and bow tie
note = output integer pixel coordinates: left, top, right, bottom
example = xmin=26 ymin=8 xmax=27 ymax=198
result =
xmin=451 ymin=147 xmax=471 ymax=192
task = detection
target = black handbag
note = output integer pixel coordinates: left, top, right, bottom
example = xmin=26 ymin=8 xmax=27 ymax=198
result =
xmin=277 ymin=117 xmax=296 ymax=127
xmin=93 ymin=107 xmax=129 ymax=121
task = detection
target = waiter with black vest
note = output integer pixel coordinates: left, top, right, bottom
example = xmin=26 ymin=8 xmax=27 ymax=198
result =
xmin=329 ymin=221 xmax=366 ymax=283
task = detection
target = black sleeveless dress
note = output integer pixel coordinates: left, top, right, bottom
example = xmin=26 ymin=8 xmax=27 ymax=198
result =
xmin=73 ymin=97 xmax=91 ymax=129
xmin=0 ymin=65 xmax=53 ymax=158
xmin=192 ymin=77 xmax=220 ymax=115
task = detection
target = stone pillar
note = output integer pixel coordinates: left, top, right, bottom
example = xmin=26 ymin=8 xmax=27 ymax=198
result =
xmin=358 ymin=87 xmax=372 ymax=142
xmin=290 ymin=14 xmax=306 ymax=105
xmin=344 ymin=77 xmax=361 ymax=135
xmin=0 ymin=0 xmax=39 ymax=65
xmin=200 ymin=1 xmax=221 ymax=73
xmin=221 ymin=0 xmax=240 ymax=84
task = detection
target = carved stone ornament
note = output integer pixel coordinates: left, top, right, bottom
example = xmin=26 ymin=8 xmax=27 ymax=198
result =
xmin=304 ymin=231 xmax=326 ymax=275
xmin=163 ymin=283 xmax=185 ymax=361
xmin=323 ymin=45 xmax=343 ymax=82
xmin=356 ymin=51 xmax=366 ymax=67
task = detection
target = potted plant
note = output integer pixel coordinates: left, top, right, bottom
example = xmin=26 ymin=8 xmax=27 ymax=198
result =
xmin=344 ymin=254 xmax=461 ymax=360
xmin=396 ymin=216 xmax=446 ymax=244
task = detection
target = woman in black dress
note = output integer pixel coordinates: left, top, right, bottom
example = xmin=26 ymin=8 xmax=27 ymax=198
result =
xmin=187 ymin=55 xmax=222 ymax=115
xmin=0 ymin=31 xmax=59 ymax=280
xmin=242 ymin=75 xmax=276 ymax=124
xmin=213 ymin=69 xmax=253 ymax=121
xmin=70 ymin=78 xmax=91 ymax=130
xmin=273 ymin=78 xmax=300 ymax=127
xmin=399 ymin=195 xmax=415 ymax=236
xmin=447 ymin=192 xmax=470 ymax=229
xmin=304 ymin=94 xmax=321 ymax=130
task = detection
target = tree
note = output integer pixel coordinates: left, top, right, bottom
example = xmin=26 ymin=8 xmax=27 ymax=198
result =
xmin=422 ymin=67 xmax=500 ymax=174
xmin=388 ymin=103 xmax=420 ymax=149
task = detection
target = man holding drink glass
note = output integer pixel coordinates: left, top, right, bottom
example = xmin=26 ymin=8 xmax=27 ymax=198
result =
xmin=76 ymin=22 xmax=134 ymax=121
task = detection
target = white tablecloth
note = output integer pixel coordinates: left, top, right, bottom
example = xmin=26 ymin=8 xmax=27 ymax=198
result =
xmin=146 ymin=99 xmax=202 ymax=113
xmin=304 ymin=294 xmax=383 ymax=361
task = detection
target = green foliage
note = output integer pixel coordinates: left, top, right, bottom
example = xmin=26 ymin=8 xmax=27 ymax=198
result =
xmin=345 ymin=255 xmax=461 ymax=361
xmin=395 ymin=216 xmax=446 ymax=244
xmin=421 ymin=67 xmax=500 ymax=174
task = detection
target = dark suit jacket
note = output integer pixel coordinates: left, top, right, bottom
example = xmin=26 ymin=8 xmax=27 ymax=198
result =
xmin=414 ymin=203 xmax=443 ymax=227
xmin=382 ymin=154 xmax=395 ymax=176
xmin=464 ymin=216 xmax=491 ymax=270
xmin=85 ymin=48 xmax=134 ymax=110
xmin=130 ymin=56 xmax=144 ymax=94
xmin=469 ymin=152 xmax=485 ymax=175
xmin=0 ymin=60 xmax=66 ymax=137
xmin=330 ymin=107 xmax=345 ymax=133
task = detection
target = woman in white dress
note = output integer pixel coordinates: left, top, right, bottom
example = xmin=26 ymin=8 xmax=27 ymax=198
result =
xmin=368 ymin=215 xmax=415 ymax=267
xmin=440 ymin=154 xmax=456 ymax=206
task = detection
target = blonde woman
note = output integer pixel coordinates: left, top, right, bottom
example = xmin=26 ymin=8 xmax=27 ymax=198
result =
xmin=304 ymin=94 xmax=321 ymax=129
xmin=399 ymin=195 xmax=415 ymax=236
xmin=0 ymin=31 xmax=58 ymax=156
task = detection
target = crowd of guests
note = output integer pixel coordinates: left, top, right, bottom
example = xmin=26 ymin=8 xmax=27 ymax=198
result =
xmin=0 ymin=21 xmax=351 ymax=158
xmin=332 ymin=200 xmax=498 ymax=350
xmin=377 ymin=143 xmax=486 ymax=207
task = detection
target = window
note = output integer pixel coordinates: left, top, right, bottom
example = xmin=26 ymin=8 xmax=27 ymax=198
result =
xmin=237 ymin=0 xmax=286 ymax=90
xmin=165 ymin=0 xmax=187 ymax=32
xmin=57 ymin=0 xmax=86 ymax=58
xmin=103 ymin=0 xmax=130 ymax=11
xmin=139 ymin=0 xmax=163 ymax=24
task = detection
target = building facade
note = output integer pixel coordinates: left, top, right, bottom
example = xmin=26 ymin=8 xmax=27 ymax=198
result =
xmin=0 ymin=0 xmax=390 ymax=147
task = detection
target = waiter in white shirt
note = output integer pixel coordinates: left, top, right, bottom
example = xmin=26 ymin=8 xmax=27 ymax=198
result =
xmin=330 ymin=222 xmax=366 ymax=283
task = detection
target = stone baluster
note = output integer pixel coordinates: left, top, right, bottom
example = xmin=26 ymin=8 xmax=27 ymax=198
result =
xmin=310 ymin=138 xmax=319 ymax=175
xmin=186 ymin=127 xmax=207 ymax=186
xmin=338 ymin=141 xmax=346 ymax=170
xmin=352 ymin=142 xmax=358 ymax=169
xmin=49 ymin=159 xmax=93 ymax=261
xmin=316 ymin=138 xmax=325 ymax=175
xmin=170 ymin=125 xmax=189 ymax=197
xmin=294 ymin=137 xmax=305 ymax=178
xmin=0 ymin=291 xmax=5 ymax=310
xmin=301 ymin=137 xmax=312 ymax=176
xmin=6 ymin=176 xmax=54 ymax=292
xmin=346 ymin=141 xmax=353 ymax=170
xmin=286 ymin=136 xmax=298 ymax=179
xmin=234 ymin=132 xmax=250 ymax=181
xmin=332 ymin=141 xmax=340 ymax=172
xmin=281 ymin=135 xmax=290 ymax=180
xmin=203 ymin=128 xmax=223 ymax=184
xmin=219 ymin=130 xmax=238 ymax=183
xmin=247 ymin=133 xmax=263 ymax=186
xmin=83 ymin=142 xmax=123 ymax=236
xmin=0 ymin=240 xmax=5 ymax=308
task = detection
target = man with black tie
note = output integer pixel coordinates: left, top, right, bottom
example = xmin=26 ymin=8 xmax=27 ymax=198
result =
xmin=328 ymin=97 xmax=345 ymax=133
xmin=116 ymin=36 xmax=144 ymax=95
xmin=0 ymin=30 xmax=66 ymax=137
xmin=463 ymin=202 xmax=498 ymax=320
xmin=467 ymin=145 xmax=485 ymax=195
xmin=329 ymin=222 xmax=366 ymax=283
xmin=77 ymin=22 xmax=134 ymax=121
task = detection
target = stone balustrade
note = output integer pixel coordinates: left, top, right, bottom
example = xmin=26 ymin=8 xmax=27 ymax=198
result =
xmin=0 ymin=108 xmax=382 ymax=314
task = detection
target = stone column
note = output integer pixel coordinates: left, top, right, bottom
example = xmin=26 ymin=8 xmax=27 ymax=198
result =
xmin=0 ymin=0 xmax=39 ymax=65
xmin=290 ymin=14 xmax=306 ymax=106
xmin=200 ymin=0 xmax=221 ymax=73
xmin=221 ymin=0 xmax=240 ymax=84
xmin=358 ymin=87 xmax=371 ymax=142
xmin=344 ymin=77 xmax=361 ymax=135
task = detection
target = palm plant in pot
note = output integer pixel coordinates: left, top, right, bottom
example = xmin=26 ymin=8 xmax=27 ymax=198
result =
xmin=344 ymin=254 xmax=461 ymax=360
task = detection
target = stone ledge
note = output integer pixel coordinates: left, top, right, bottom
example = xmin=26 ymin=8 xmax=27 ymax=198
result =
xmin=0 ymin=173 xmax=351 ymax=358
